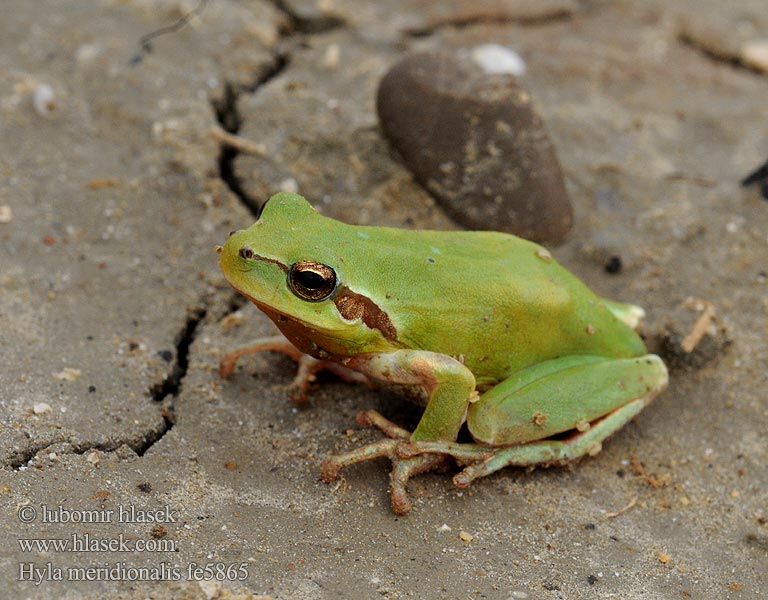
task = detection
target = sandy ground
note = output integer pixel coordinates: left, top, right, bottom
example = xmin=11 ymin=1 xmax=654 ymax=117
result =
xmin=1 ymin=1 xmax=766 ymax=598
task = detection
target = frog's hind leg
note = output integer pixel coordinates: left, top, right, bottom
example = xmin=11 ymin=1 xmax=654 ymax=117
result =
xmin=453 ymin=398 xmax=646 ymax=487
xmin=320 ymin=409 xmax=450 ymax=515
xmin=399 ymin=354 xmax=668 ymax=487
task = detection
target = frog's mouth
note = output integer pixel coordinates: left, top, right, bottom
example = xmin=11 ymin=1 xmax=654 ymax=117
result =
xmin=230 ymin=286 xmax=343 ymax=355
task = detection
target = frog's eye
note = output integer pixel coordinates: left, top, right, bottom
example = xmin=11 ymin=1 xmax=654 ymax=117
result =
xmin=288 ymin=260 xmax=337 ymax=302
xmin=239 ymin=247 xmax=254 ymax=260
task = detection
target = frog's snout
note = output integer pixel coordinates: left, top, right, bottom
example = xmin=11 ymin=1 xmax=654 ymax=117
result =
xmin=218 ymin=229 xmax=243 ymax=254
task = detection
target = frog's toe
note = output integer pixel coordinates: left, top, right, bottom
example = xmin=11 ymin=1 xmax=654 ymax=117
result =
xmin=356 ymin=409 xmax=412 ymax=439
xmin=389 ymin=453 xmax=450 ymax=515
xmin=319 ymin=438 xmax=399 ymax=483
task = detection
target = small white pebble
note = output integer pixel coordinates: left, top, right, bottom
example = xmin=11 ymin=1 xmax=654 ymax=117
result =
xmin=32 ymin=84 xmax=57 ymax=116
xmin=32 ymin=402 xmax=52 ymax=415
xmin=471 ymin=44 xmax=526 ymax=76
xmin=53 ymin=367 xmax=82 ymax=381
xmin=75 ymin=43 xmax=102 ymax=64
xmin=438 ymin=523 xmax=452 ymax=532
xmin=279 ymin=177 xmax=299 ymax=193
xmin=322 ymin=43 xmax=340 ymax=69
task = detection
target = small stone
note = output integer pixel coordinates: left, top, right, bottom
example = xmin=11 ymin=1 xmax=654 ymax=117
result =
xmin=604 ymin=255 xmax=623 ymax=274
xmin=150 ymin=524 xmax=168 ymax=539
xmin=53 ymin=367 xmax=82 ymax=381
xmin=0 ymin=205 xmax=12 ymax=223
xmin=32 ymin=83 xmax=56 ymax=117
xmin=377 ymin=51 xmax=572 ymax=244
xmin=32 ymin=402 xmax=52 ymax=415
xmin=322 ymin=43 xmax=341 ymax=69
xmin=469 ymin=44 xmax=526 ymax=76
xmin=278 ymin=177 xmax=299 ymax=193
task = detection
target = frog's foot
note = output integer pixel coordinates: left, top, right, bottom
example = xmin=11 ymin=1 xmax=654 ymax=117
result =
xmin=320 ymin=409 xmax=450 ymax=515
xmin=219 ymin=335 xmax=372 ymax=402
xmin=396 ymin=398 xmax=647 ymax=488
xmin=219 ymin=335 xmax=303 ymax=378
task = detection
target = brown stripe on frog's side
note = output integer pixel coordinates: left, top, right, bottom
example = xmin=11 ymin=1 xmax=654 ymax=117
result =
xmin=333 ymin=286 xmax=397 ymax=341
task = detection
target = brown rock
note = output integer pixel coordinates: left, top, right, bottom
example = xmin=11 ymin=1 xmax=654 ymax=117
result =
xmin=377 ymin=51 xmax=573 ymax=245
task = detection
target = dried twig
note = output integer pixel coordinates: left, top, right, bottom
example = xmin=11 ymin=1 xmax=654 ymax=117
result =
xmin=209 ymin=125 xmax=267 ymax=156
xmin=681 ymin=300 xmax=716 ymax=352
xmin=605 ymin=496 xmax=638 ymax=519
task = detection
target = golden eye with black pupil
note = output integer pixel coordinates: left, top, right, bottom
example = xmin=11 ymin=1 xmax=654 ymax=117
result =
xmin=239 ymin=247 xmax=254 ymax=260
xmin=289 ymin=261 xmax=337 ymax=301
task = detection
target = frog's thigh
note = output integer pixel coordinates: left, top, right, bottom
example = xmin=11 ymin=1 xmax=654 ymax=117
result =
xmin=345 ymin=349 xmax=476 ymax=442
xmin=467 ymin=354 xmax=668 ymax=446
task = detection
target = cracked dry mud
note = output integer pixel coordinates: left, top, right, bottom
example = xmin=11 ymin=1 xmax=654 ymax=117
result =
xmin=1 ymin=1 xmax=766 ymax=599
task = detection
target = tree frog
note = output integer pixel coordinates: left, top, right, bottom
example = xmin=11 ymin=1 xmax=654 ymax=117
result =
xmin=217 ymin=192 xmax=668 ymax=515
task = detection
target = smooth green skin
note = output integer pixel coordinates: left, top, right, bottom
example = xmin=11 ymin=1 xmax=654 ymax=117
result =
xmin=220 ymin=193 xmax=667 ymax=455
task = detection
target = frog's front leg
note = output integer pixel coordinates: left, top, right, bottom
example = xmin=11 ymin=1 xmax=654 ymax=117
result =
xmin=320 ymin=350 xmax=476 ymax=514
xmin=219 ymin=334 xmax=371 ymax=402
xmin=400 ymin=354 xmax=668 ymax=487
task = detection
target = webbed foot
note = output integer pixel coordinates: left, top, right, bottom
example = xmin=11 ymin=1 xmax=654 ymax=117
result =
xmin=320 ymin=410 xmax=452 ymax=515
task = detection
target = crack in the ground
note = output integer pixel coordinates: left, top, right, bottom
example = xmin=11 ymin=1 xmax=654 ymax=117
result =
xmin=741 ymin=158 xmax=768 ymax=201
xmin=212 ymin=52 xmax=290 ymax=217
xmin=149 ymin=305 xmax=207 ymax=403
xmin=220 ymin=289 xmax=248 ymax=318
xmin=8 ymin=304 xmax=208 ymax=470
xmin=140 ymin=304 xmax=207 ymax=456
xmin=8 ymin=438 xmax=145 ymax=471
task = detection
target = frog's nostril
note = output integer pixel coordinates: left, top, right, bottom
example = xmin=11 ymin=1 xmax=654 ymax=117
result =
xmin=228 ymin=230 xmax=239 ymax=237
